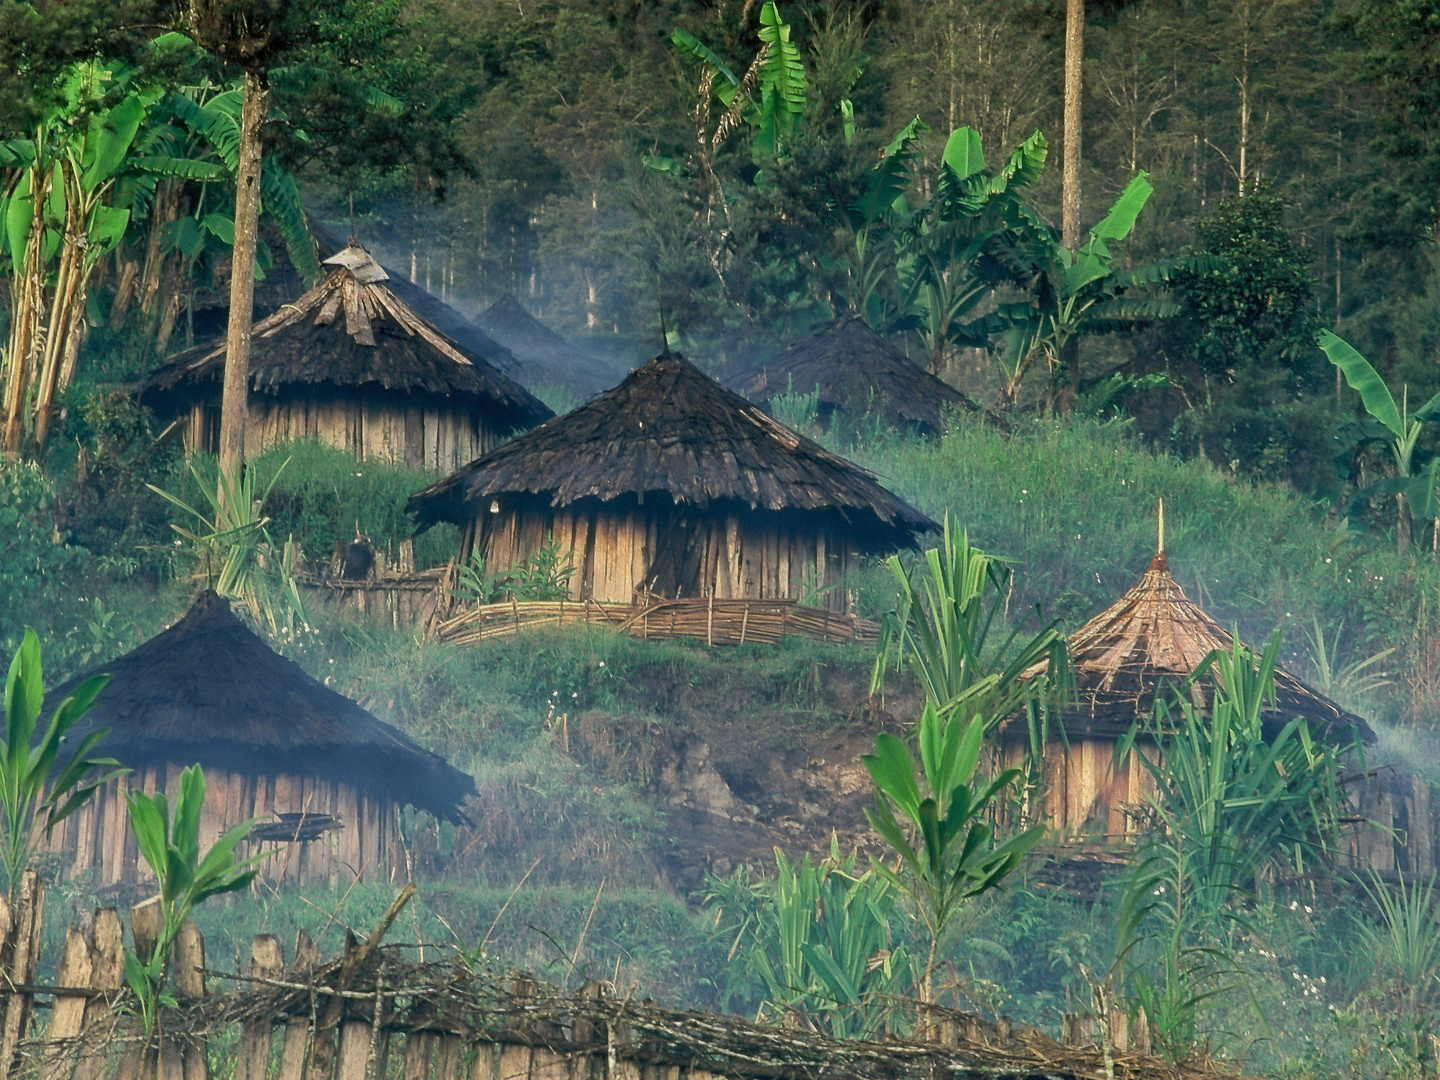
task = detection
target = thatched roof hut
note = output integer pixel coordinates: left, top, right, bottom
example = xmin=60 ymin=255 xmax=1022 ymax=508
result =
xmin=1056 ymin=548 xmax=1373 ymax=742
xmin=476 ymin=294 xmax=625 ymax=399
xmin=410 ymin=352 xmax=934 ymax=614
xmin=140 ymin=244 xmax=552 ymax=473
xmin=733 ymin=316 xmax=980 ymax=435
xmin=1002 ymin=522 xmax=1373 ymax=841
xmin=45 ymin=592 xmax=474 ymax=888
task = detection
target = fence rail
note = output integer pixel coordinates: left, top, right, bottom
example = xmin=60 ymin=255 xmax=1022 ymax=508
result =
xmin=0 ymin=878 xmax=1221 ymax=1080
xmin=431 ymin=596 xmax=879 ymax=649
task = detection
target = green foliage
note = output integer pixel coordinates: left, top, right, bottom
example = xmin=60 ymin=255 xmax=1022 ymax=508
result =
xmin=708 ymin=842 xmax=911 ymax=1039
xmin=452 ymin=543 xmax=575 ymax=606
xmin=245 ymin=442 xmax=455 ymax=568
xmin=1116 ymin=635 xmax=1351 ymax=1060
xmin=124 ymin=764 xmax=262 ymax=1031
xmin=766 ymin=375 xmax=821 ymax=435
xmin=1171 ymin=194 xmax=1321 ymax=377
xmin=841 ymin=413 xmax=1440 ymax=723
xmin=0 ymin=629 xmax=119 ymax=898
xmin=863 ymin=700 xmax=1045 ymax=999
xmin=148 ymin=459 xmax=306 ymax=633
xmin=0 ymin=461 xmax=90 ymax=655
xmin=870 ymin=514 xmax=1067 ymax=796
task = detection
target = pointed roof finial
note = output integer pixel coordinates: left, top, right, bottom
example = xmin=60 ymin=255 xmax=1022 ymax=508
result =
xmin=1158 ymin=497 xmax=1166 ymax=554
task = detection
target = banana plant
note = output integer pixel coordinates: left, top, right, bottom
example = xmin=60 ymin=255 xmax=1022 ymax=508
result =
xmin=660 ymin=2 xmax=808 ymax=223
xmin=863 ymin=699 xmax=1046 ymax=1003
xmin=1319 ymin=329 xmax=1440 ymax=550
xmin=981 ymin=173 xmax=1193 ymax=409
xmin=739 ymin=841 xmax=911 ymax=1039
xmin=888 ymin=126 xmax=1048 ymax=372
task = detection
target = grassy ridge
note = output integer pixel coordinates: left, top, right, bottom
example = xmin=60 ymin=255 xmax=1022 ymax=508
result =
xmin=845 ymin=416 xmax=1437 ymax=722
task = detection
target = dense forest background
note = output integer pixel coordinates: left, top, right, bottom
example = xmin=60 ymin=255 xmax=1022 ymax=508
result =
xmin=258 ymin=0 xmax=1440 ymax=496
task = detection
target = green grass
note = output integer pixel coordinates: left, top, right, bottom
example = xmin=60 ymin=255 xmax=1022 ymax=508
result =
xmin=840 ymin=415 xmax=1440 ymax=724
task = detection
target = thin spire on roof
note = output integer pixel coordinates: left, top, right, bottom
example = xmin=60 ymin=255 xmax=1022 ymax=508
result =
xmin=1158 ymin=497 xmax=1165 ymax=554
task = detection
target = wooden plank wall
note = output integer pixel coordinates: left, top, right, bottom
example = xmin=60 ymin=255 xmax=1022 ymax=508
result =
xmin=999 ymin=736 xmax=1159 ymax=843
xmin=39 ymin=767 xmax=402 ymax=889
xmin=185 ymin=395 xmax=493 ymax=472
xmin=480 ymin=503 xmax=857 ymax=614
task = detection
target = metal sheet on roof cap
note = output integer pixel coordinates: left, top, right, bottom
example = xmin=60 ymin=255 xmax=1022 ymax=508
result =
xmin=323 ymin=243 xmax=390 ymax=283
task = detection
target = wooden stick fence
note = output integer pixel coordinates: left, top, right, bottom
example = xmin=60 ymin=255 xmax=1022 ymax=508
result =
xmin=0 ymin=880 xmax=1225 ymax=1080
xmin=431 ymin=597 xmax=878 ymax=649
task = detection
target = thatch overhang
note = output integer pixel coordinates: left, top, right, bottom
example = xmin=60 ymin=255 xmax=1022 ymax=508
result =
xmin=408 ymin=352 xmax=937 ymax=548
xmin=50 ymin=592 xmax=475 ymax=821
xmin=476 ymin=294 xmax=625 ymax=398
xmin=139 ymin=244 xmax=553 ymax=432
xmin=1037 ymin=549 xmax=1374 ymax=744
xmin=733 ymin=316 xmax=982 ymax=434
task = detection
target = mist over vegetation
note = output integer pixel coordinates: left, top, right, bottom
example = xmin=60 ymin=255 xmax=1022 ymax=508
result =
xmin=10 ymin=1 xmax=1440 ymax=1078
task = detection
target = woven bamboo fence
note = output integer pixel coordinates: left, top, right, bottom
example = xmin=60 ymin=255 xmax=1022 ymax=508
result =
xmin=431 ymin=597 xmax=878 ymax=649
xmin=0 ymin=879 xmax=1239 ymax=1080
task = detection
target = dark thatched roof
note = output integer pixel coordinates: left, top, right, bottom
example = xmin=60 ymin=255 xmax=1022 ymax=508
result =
xmin=1030 ymin=549 xmax=1374 ymax=744
xmin=476 ymin=294 xmax=626 ymax=398
xmin=50 ymin=592 xmax=475 ymax=820
xmin=307 ymin=220 xmax=529 ymax=378
xmin=733 ymin=316 xmax=981 ymax=435
xmin=409 ymin=352 xmax=936 ymax=545
xmin=139 ymin=244 xmax=553 ymax=432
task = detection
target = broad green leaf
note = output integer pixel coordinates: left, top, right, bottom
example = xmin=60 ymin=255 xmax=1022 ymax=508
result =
xmin=941 ymin=127 xmax=984 ymax=180
xmin=83 ymin=93 xmax=147 ymax=188
xmin=1090 ymin=171 xmax=1153 ymax=243
xmin=671 ymin=29 xmax=738 ymax=86
xmin=1319 ymin=330 xmax=1402 ymax=436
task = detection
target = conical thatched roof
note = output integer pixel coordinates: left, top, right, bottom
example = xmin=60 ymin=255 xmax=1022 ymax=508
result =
xmin=309 ymin=219 xmax=525 ymax=376
xmin=476 ymin=294 xmax=625 ymax=398
xmin=1048 ymin=549 xmax=1373 ymax=743
xmin=140 ymin=244 xmax=552 ymax=432
xmin=733 ymin=316 xmax=981 ymax=434
xmin=409 ymin=352 xmax=936 ymax=546
xmin=50 ymin=593 xmax=475 ymax=820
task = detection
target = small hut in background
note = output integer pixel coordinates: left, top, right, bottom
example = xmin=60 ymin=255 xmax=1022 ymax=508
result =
xmin=45 ymin=592 xmax=475 ymax=888
xmin=140 ymin=244 xmax=552 ymax=473
xmin=734 ymin=316 xmax=980 ymax=435
xmin=409 ymin=352 xmax=935 ymax=615
xmin=476 ymin=294 xmax=626 ymax=400
xmin=1007 ymin=518 xmax=1372 ymax=840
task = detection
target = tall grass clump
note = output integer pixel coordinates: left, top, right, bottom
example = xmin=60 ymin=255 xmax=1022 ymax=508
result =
xmin=843 ymin=415 xmax=1440 ymax=723
xmin=244 ymin=442 xmax=458 ymax=568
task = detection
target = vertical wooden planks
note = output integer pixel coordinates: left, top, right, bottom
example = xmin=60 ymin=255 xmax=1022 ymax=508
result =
xmin=174 ymin=921 xmax=208 ymax=1080
xmin=276 ymin=931 xmax=320 ymax=1080
xmin=71 ymin=909 xmax=124 ymax=1080
xmin=40 ymin=926 xmax=90 ymax=1080
xmin=335 ymin=1022 xmax=374 ymax=1080
xmin=236 ymin=936 xmax=284 ymax=1080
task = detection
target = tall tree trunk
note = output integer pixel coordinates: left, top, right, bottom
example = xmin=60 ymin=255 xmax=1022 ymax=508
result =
xmin=1062 ymin=0 xmax=1085 ymax=249
xmin=3 ymin=171 xmax=50 ymax=452
xmin=218 ymin=68 xmax=267 ymax=478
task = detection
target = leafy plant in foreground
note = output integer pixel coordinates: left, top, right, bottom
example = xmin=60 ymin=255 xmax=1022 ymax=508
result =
xmin=870 ymin=514 xmax=1069 ymax=808
xmin=0 ymin=629 xmax=121 ymax=899
xmin=1116 ymin=633 xmax=1352 ymax=1061
xmin=124 ymin=764 xmax=263 ymax=1032
xmin=710 ymin=842 xmax=912 ymax=1039
xmin=148 ymin=459 xmax=306 ymax=633
xmin=863 ymin=700 xmax=1045 ymax=1003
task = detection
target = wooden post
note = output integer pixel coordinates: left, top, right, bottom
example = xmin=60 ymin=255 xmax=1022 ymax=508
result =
xmin=41 ymin=927 xmax=91 ymax=1080
xmin=0 ymin=870 xmax=44 ymax=1079
xmin=72 ymin=909 xmax=125 ymax=1080
xmin=174 ymin=921 xmax=208 ymax=1080
xmin=277 ymin=932 xmax=320 ymax=1080
xmin=237 ymin=936 xmax=284 ymax=1080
